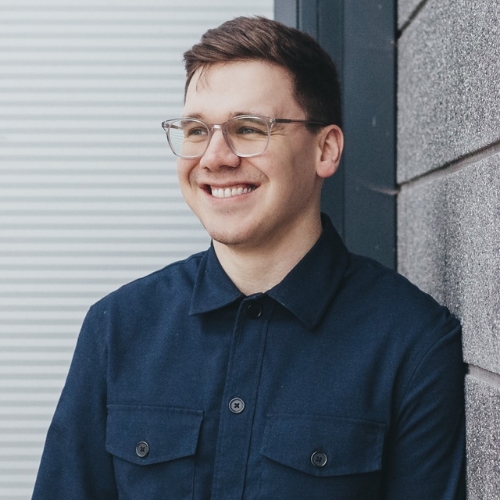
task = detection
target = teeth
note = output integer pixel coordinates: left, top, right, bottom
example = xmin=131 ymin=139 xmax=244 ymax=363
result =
xmin=211 ymin=186 xmax=255 ymax=198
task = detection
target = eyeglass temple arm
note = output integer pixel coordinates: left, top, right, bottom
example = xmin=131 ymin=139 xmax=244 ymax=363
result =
xmin=273 ymin=118 xmax=329 ymax=126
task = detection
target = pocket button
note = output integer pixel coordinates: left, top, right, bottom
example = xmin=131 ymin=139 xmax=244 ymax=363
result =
xmin=311 ymin=451 xmax=328 ymax=468
xmin=136 ymin=441 xmax=150 ymax=458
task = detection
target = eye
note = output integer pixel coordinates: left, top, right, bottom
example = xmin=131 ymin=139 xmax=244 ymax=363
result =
xmin=231 ymin=118 xmax=268 ymax=137
xmin=236 ymin=125 xmax=267 ymax=135
xmin=184 ymin=125 xmax=208 ymax=138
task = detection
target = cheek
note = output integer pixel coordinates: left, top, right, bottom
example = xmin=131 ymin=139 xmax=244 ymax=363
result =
xmin=177 ymin=160 xmax=197 ymax=187
xmin=275 ymin=150 xmax=316 ymax=187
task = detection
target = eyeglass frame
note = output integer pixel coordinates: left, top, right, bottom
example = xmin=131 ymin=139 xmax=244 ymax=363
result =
xmin=161 ymin=115 xmax=329 ymax=159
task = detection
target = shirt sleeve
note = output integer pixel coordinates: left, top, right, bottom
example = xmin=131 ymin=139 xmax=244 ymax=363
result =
xmin=382 ymin=319 xmax=466 ymax=499
xmin=32 ymin=304 xmax=118 ymax=500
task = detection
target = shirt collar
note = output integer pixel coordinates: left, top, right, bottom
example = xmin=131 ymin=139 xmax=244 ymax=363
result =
xmin=190 ymin=214 xmax=349 ymax=329
xmin=267 ymin=214 xmax=349 ymax=329
xmin=189 ymin=243 xmax=244 ymax=315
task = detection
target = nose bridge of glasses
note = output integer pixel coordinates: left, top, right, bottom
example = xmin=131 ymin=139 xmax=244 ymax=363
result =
xmin=209 ymin=123 xmax=227 ymax=140
xmin=206 ymin=123 xmax=234 ymax=153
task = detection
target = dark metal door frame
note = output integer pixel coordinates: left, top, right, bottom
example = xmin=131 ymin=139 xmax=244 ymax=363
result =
xmin=275 ymin=0 xmax=396 ymax=269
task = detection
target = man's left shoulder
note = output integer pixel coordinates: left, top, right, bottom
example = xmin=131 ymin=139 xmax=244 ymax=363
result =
xmin=344 ymin=253 xmax=460 ymax=338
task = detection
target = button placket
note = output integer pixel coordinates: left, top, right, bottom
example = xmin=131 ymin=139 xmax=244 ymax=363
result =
xmin=211 ymin=296 xmax=271 ymax=499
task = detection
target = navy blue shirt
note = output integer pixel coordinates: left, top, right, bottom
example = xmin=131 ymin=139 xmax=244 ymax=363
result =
xmin=33 ymin=216 xmax=465 ymax=499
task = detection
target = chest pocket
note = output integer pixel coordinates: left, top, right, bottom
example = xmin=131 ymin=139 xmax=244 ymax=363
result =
xmin=259 ymin=414 xmax=385 ymax=500
xmin=106 ymin=404 xmax=203 ymax=500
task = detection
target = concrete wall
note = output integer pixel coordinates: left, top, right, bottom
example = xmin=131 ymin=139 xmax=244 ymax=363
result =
xmin=397 ymin=0 xmax=500 ymax=498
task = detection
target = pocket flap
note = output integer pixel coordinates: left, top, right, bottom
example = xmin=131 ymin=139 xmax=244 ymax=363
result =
xmin=106 ymin=405 xmax=203 ymax=466
xmin=261 ymin=414 xmax=385 ymax=477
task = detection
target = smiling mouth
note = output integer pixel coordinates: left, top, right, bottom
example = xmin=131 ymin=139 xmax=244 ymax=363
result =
xmin=207 ymin=184 xmax=257 ymax=199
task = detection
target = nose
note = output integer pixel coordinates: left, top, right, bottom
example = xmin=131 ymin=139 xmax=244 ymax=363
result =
xmin=199 ymin=128 xmax=240 ymax=171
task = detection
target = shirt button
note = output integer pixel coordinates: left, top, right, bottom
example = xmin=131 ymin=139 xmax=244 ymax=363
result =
xmin=136 ymin=441 xmax=150 ymax=458
xmin=311 ymin=451 xmax=328 ymax=468
xmin=246 ymin=302 xmax=262 ymax=319
xmin=229 ymin=397 xmax=245 ymax=414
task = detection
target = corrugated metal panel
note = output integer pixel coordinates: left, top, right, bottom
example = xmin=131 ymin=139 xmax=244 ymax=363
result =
xmin=0 ymin=1 xmax=273 ymax=497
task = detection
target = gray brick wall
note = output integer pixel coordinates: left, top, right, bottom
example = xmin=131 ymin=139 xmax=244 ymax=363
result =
xmin=397 ymin=0 xmax=500 ymax=497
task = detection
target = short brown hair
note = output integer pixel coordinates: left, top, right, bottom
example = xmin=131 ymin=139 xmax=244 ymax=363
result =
xmin=183 ymin=16 xmax=342 ymax=128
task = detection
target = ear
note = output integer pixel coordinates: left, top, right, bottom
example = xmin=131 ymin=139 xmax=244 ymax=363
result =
xmin=315 ymin=125 xmax=344 ymax=179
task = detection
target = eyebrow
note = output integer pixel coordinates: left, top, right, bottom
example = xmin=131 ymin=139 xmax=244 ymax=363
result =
xmin=182 ymin=112 xmax=203 ymax=120
xmin=181 ymin=111 xmax=267 ymax=121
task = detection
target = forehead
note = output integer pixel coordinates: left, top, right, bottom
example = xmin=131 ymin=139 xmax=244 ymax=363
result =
xmin=183 ymin=60 xmax=302 ymax=119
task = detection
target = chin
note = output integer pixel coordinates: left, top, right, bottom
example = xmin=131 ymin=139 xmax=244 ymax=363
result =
xmin=198 ymin=212 xmax=264 ymax=249
xmin=204 ymin=223 xmax=253 ymax=248
xmin=209 ymin=231 xmax=247 ymax=248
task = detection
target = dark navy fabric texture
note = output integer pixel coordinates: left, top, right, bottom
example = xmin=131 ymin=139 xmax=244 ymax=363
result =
xmin=32 ymin=216 xmax=465 ymax=499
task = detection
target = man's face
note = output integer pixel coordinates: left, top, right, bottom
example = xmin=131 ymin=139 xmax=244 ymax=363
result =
xmin=177 ymin=60 xmax=327 ymax=252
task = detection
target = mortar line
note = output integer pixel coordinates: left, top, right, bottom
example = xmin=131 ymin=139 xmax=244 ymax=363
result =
xmin=398 ymin=0 xmax=430 ymax=37
xmin=468 ymin=364 xmax=500 ymax=390
xmin=398 ymin=141 xmax=500 ymax=191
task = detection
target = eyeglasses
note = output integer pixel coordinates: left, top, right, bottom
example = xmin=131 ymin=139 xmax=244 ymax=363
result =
xmin=161 ymin=115 xmax=327 ymax=159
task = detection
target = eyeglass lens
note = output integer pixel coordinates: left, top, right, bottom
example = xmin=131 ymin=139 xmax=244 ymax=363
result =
xmin=167 ymin=117 xmax=271 ymax=158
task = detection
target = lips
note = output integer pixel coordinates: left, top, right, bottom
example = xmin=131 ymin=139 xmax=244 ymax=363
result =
xmin=208 ymin=184 xmax=257 ymax=199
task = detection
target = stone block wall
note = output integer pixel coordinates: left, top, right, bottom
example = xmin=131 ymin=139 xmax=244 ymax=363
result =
xmin=397 ymin=0 xmax=500 ymax=497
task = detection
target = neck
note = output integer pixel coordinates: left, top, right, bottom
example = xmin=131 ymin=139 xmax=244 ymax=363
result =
xmin=213 ymin=214 xmax=323 ymax=295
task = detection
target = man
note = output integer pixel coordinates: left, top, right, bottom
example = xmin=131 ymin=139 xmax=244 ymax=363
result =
xmin=33 ymin=16 xmax=465 ymax=499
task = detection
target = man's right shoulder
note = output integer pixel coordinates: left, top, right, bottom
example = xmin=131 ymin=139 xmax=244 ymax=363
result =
xmin=91 ymin=250 xmax=207 ymax=312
